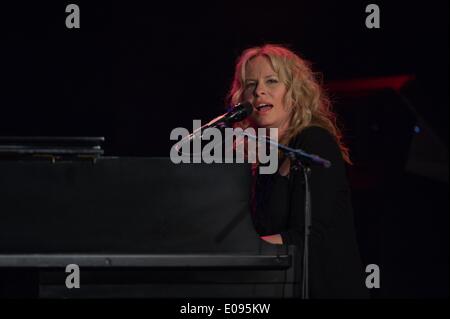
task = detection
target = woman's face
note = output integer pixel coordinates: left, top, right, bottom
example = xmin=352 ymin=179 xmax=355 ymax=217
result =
xmin=242 ymin=55 xmax=292 ymax=134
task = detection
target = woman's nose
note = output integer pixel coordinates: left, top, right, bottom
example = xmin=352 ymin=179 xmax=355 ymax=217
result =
xmin=254 ymin=83 xmax=266 ymax=97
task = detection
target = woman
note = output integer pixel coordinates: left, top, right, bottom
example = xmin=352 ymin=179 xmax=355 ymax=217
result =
xmin=228 ymin=44 xmax=368 ymax=298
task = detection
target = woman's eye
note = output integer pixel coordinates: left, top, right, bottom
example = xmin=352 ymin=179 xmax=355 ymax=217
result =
xmin=267 ymin=79 xmax=278 ymax=84
xmin=245 ymin=82 xmax=256 ymax=88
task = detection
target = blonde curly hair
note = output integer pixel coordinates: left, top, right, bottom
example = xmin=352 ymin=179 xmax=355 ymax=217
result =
xmin=227 ymin=44 xmax=351 ymax=164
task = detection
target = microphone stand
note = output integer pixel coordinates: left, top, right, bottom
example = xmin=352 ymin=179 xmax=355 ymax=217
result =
xmin=241 ymin=132 xmax=331 ymax=299
xmin=288 ymin=154 xmax=312 ymax=299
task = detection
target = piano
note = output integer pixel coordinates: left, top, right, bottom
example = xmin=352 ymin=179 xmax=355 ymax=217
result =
xmin=0 ymin=139 xmax=300 ymax=298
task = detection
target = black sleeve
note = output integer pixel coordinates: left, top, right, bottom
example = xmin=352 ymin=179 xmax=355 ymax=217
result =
xmin=280 ymin=126 xmax=348 ymax=246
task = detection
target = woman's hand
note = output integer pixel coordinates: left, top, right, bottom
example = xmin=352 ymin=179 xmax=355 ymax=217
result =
xmin=260 ymin=234 xmax=283 ymax=245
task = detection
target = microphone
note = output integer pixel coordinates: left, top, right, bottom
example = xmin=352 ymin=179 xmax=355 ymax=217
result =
xmin=179 ymin=102 xmax=253 ymax=145
xmin=204 ymin=101 xmax=253 ymax=129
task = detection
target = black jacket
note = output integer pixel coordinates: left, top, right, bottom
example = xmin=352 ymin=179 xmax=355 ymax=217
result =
xmin=253 ymin=126 xmax=369 ymax=298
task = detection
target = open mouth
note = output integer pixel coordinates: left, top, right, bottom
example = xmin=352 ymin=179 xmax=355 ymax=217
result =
xmin=255 ymin=103 xmax=273 ymax=112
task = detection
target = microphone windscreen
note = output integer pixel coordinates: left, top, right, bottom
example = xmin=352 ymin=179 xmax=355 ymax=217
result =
xmin=235 ymin=101 xmax=253 ymax=116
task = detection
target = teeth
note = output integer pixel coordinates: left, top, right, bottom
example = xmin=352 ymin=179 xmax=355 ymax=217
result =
xmin=256 ymin=103 xmax=272 ymax=110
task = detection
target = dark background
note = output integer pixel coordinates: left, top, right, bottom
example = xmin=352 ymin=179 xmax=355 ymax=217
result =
xmin=0 ymin=1 xmax=448 ymax=298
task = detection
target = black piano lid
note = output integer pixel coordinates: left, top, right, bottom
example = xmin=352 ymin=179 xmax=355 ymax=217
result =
xmin=0 ymin=136 xmax=105 ymax=157
xmin=0 ymin=136 xmax=104 ymax=146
